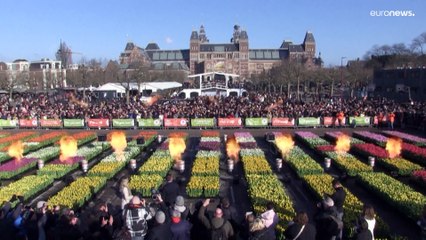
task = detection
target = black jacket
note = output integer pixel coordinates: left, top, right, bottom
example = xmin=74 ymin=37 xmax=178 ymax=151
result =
xmin=331 ymin=187 xmax=346 ymax=213
xmin=284 ymin=223 xmax=316 ymax=240
xmin=146 ymin=222 xmax=172 ymax=240
xmin=160 ymin=181 xmax=180 ymax=206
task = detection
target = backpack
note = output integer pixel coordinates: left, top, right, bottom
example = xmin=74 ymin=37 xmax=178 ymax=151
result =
xmin=211 ymin=220 xmax=227 ymax=240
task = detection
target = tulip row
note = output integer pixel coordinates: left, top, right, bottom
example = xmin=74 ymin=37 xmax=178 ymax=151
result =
xmin=37 ymin=143 xmax=105 ymax=179
xmin=187 ymin=132 xmax=221 ymax=197
xmin=382 ymin=130 xmax=426 ymax=147
xmin=302 ymin=174 xmax=389 ymax=237
xmin=88 ymin=146 xmax=140 ymax=178
xmin=0 ymin=175 xmax=54 ymax=207
xmin=324 ymin=131 xmax=365 ymax=145
xmin=352 ymin=131 xmax=426 ymax=167
xmin=0 ymin=131 xmax=38 ymax=148
xmin=0 ymin=146 xmax=60 ymax=179
xmin=295 ymin=131 xmax=329 ymax=148
xmin=48 ymin=176 xmax=107 ymax=209
xmin=131 ymin=137 xmax=179 ymax=196
xmin=352 ymin=143 xmax=422 ymax=176
xmin=323 ymin=152 xmax=373 ymax=176
xmin=70 ymin=131 xmax=98 ymax=145
xmin=357 ymin=172 xmax=426 ymax=221
xmin=353 ymin=131 xmax=387 ymax=147
xmin=237 ymin=132 xmax=296 ymax=231
xmin=284 ymin=147 xmax=324 ymax=176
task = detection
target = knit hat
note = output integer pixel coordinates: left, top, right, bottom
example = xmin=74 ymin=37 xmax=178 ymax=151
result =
xmin=155 ymin=211 xmax=166 ymax=224
xmin=174 ymin=196 xmax=186 ymax=212
xmin=322 ymin=195 xmax=334 ymax=207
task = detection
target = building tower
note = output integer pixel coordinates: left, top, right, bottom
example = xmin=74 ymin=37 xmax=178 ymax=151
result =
xmin=189 ymin=29 xmax=200 ymax=74
xmin=303 ymin=31 xmax=316 ymax=58
xmin=198 ymin=25 xmax=209 ymax=43
xmin=238 ymin=29 xmax=249 ymax=78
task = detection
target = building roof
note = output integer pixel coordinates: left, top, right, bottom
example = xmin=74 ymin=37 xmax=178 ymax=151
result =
xmin=289 ymin=45 xmax=304 ymax=52
xmin=190 ymin=30 xmax=198 ymax=40
xmin=146 ymin=50 xmax=189 ymax=61
xmin=249 ymin=49 xmax=284 ymax=60
xmin=146 ymin=42 xmax=160 ymax=50
xmin=125 ymin=42 xmax=136 ymax=51
xmin=240 ymin=30 xmax=248 ymax=40
xmin=152 ymin=62 xmax=189 ymax=71
xmin=304 ymin=31 xmax=315 ymax=43
xmin=200 ymin=43 xmax=239 ymax=52
xmin=280 ymin=40 xmax=293 ymax=49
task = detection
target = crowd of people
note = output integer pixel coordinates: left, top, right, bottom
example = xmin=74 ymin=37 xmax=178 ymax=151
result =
xmin=1 ymin=91 xmax=426 ymax=130
xmin=0 ymin=173 xmax=390 ymax=240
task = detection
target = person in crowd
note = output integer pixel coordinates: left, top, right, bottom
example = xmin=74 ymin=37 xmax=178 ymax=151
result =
xmin=336 ymin=111 xmax=345 ymax=127
xmin=219 ymin=197 xmax=241 ymax=229
xmin=355 ymin=204 xmax=376 ymax=240
xmin=388 ymin=112 xmax=396 ymax=130
xmin=315 ymin=195 xmax=341 ymax=240
xmin=417 ymin=204 xmax=426 ymax=240
xmin=331 ymin=179 xmax=346 ymax=240
xmin=146 ymin=210 xmax=172 ymax=240
xmin=160 ymin=173 xmax=180 ymax=207
xmin=260 ymin=201 xmax=279 ymax=240
xmin=120 ymin=178 xmax=133 ymax=210
xmin=170 ymin=209 xmax=192 ymax=240
xmin=124 ymin=196 xmax=152 ymax=240
xmin=248 ymin=217 xmax=269 ymax=240
xmin=355 ymin=219 xmax=373 ymax=240
xmin=284 ymin=211 xmax=316 ymax=240
xmin=198 ymin=198 xmax=234 ymax=240
xmin=171 ymin=195 xmax=190 ymax=221
xmin=240 ymin=212 xmax=256 ymax=240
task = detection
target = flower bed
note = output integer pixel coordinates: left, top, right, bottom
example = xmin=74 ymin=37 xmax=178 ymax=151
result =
xmin=401 ymin=143 xmax=426 ymax=166
xmin=70 ymin=131 xmax=98 ymax=145
xmin=284 ymin=147 xmax=324 ymax=176
xmin=237 ymin=132 xmax=295 ymax=232
xmin=382 ymin=130 xmax=426 ymax=147
xmin=302 ymin=174 xmax=389 ymax=237
xmin=324 ymin=131 xmax=364 ymax=144
xmin=315 ymin=145 xmax=335 ymax=152
xmin=187 ymin=176 xmax=220 ymax=197
xmin=88 ymin=147 xmax=140 ymax=178
xmin=0 ymin=175 xmax=54 ymax=207
xmin=48 ymin=176 xmax=107 ymax=209
xmin=201 ymin=131 xmax=220 ymax=137
xmin=295 ymin=131 xmax=329 ymax=148
xmin=357 ymin=172 xmax=426 ymax=221
xmin=352 ymin=143 xmax=422 ymax=175
xmin=129 ymin=174 xmax=164 ymax=196
xmin=353 ymin=131 xmax=387 ymax=147
xmin=187 ymin=134 xmax=221 ymax=197
xmin=324 ymin=152 xmax=373 ymax=176
xmin=0 ymin=131 xmax=38 ymax=148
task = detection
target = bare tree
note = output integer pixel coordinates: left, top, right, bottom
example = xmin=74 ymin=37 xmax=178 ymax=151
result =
xmin=346 ymin=60 xmax=373 ymax=98
xmin=411 ymin=32 xmax=426 ymax=55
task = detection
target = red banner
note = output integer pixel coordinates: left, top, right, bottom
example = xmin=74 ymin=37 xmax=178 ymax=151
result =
xmin=40 ymin=119 xmax=62 ymax=128
xmin=164 ymin=118 xmax=187 ymax=127
xmin=88 ymin=119 xmax=110 ymax=128
xmin=323 ymin=117 xmax=346 ymax=126
xmin=271 ymin=118 xmax=295 ymax=127
xmin=19 ymin=119 xmax=38 ymax=128
xmin=218 ymin=118 xmax=242 ymax=127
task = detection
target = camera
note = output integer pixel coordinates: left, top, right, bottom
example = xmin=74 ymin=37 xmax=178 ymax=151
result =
xmin=151 ymin=189 xmax=160 ymax=200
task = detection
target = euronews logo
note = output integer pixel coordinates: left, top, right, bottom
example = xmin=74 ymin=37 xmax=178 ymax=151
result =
xmin=370 ymin=10 xmax=415 ymax=17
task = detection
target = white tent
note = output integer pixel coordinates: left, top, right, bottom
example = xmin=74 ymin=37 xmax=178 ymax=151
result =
xmin=139 ymin=81 xmax=182 ymax=92
xmin=95 ymin=83 xmax=126 ymax=94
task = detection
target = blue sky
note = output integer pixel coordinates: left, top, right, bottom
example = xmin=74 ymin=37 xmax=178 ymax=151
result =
xmin=0 ymin=0 xmax=424 ymax=66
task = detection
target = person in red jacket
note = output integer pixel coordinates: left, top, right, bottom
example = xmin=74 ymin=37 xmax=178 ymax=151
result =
xmin=336 ymin=111 xmax=345 ymax=127
xmin=388 ymin=112 xmax=395 ymax=130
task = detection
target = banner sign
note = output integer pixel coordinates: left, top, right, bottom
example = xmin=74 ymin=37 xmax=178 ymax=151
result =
xmin=298 ymin=117 xmax=321 ymax=127
xmin=0 ymin=119 xmax=18 ymax=128
xmin=40 ymin=119 xmax=62 ymax=128
xmin=271 ymin=118 xmax=295 ymax=127
xmin=323 ymin=117 xmax=346 ymax=126
xmin=218 ymin=118 xmax=242 ymax=127
xmin=112 ymin=119 xmax=134 ymax=128
xmin=349 ymin=116 xmax=371 ymax=126
xmin=63 ymin=119 xmax=85 ymax=128
xmin=88 ymin=119 xmax=110 ymax=128
xmin=245 ymin=118 xmax=268 ymax=127
xmin=19 ymin=119 xmax=38 ymax=128
xmin=164 ymin=118 xmax=188 ymax=127
xmin=138 ymin=118 xmax=162 ymax=128
xmin=191 ymin=118 xmax=215 ymax=127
